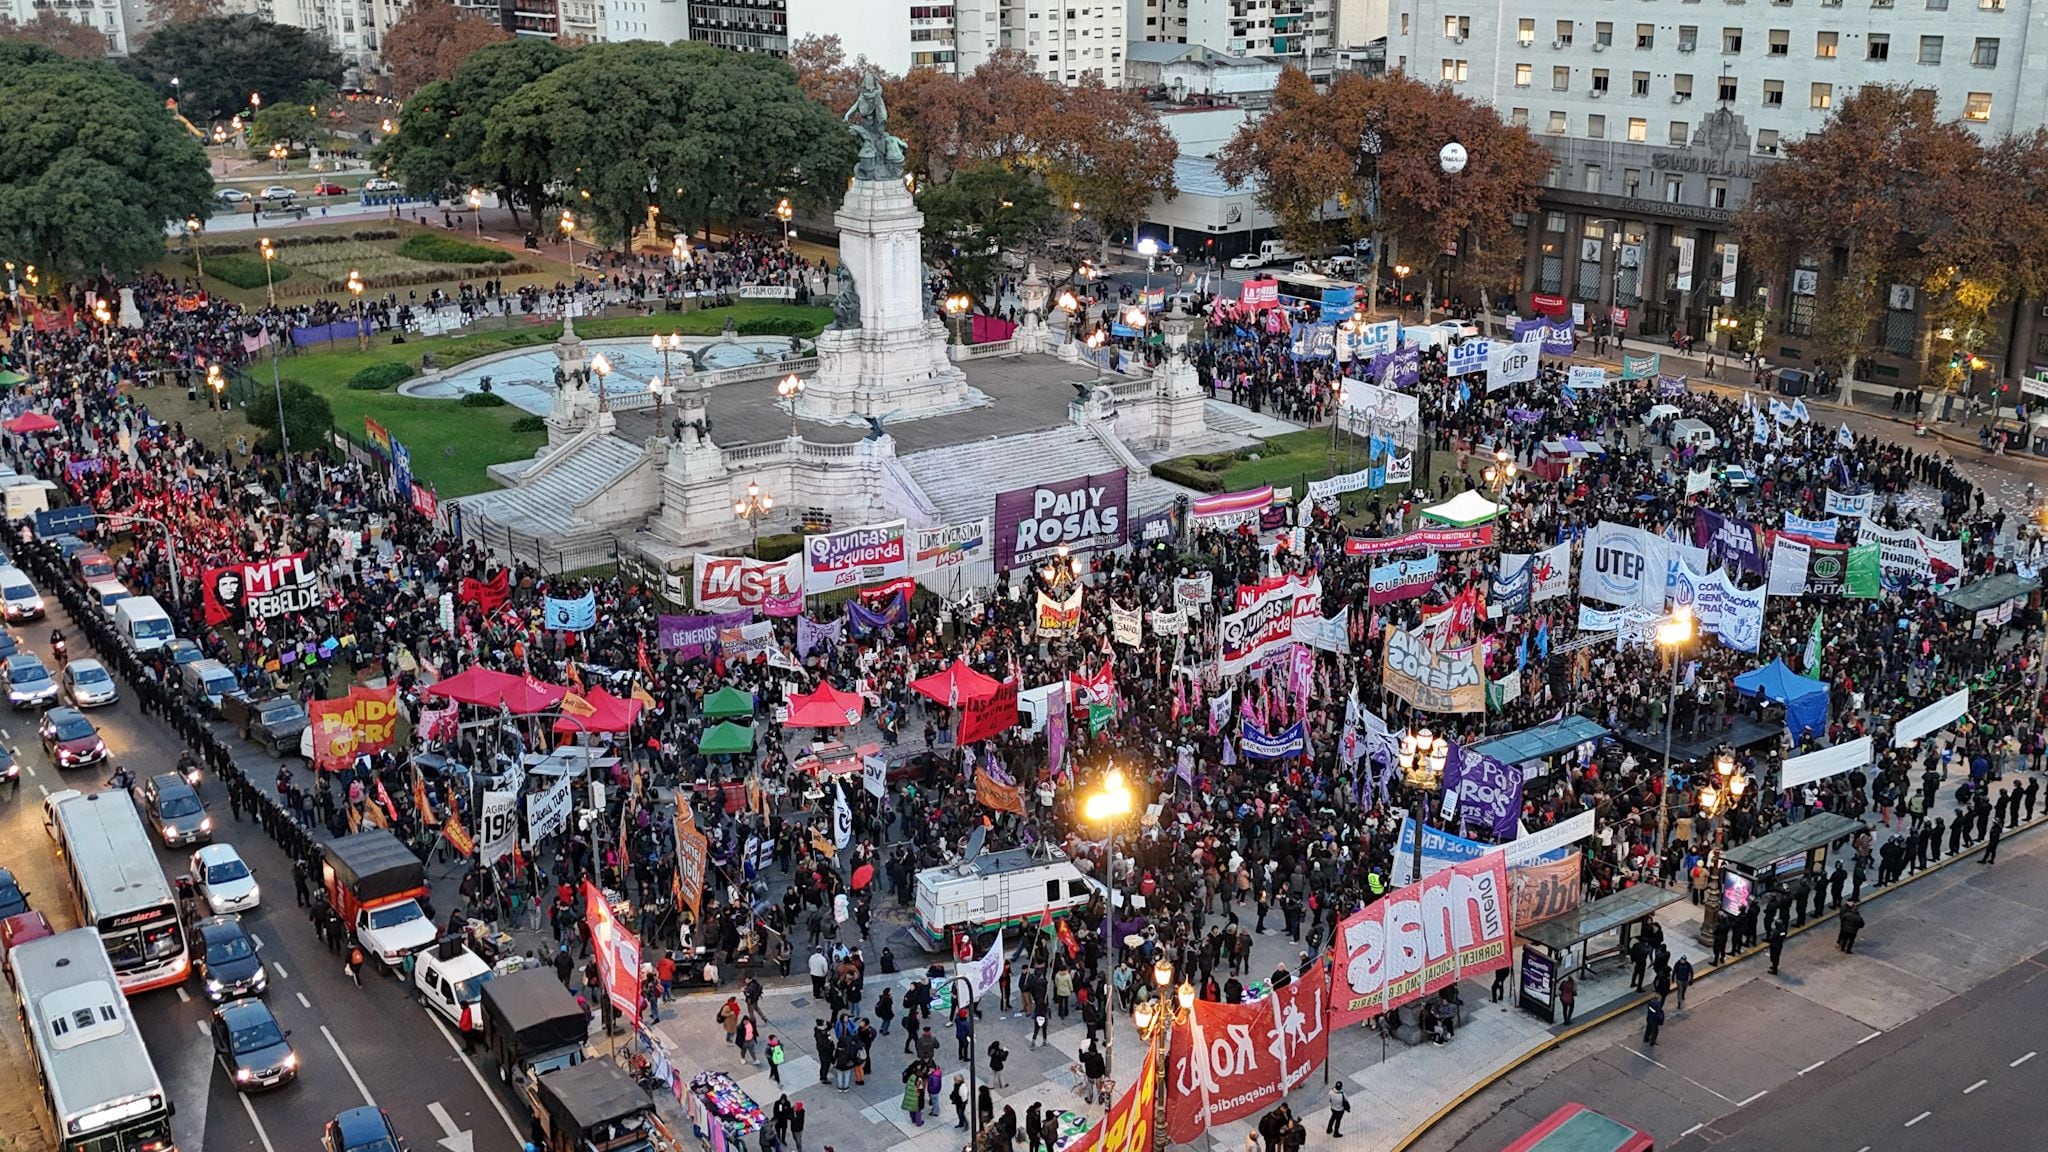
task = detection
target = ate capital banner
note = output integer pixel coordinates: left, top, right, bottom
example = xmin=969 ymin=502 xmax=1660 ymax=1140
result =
xmin=308 ymin=684 xmax=400 ymax=771
xmin=1331 ymin=855 xmax=1511 ymax=1027
xmin=1165 ymin=967 xmax=1329 ymax=1144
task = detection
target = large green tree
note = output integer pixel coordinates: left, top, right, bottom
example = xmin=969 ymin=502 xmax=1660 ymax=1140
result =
xmin=124 ymin=15 xmax=343 ymax=121
xmin=0 ymin=45 xmax=213 ymax=279
xmin=480 ymin=41 xmax=852 ymax=247
xmin=380 ymin=38 xmax=571 ymax=223
xmin=919 ymin=163 xmax=1055 ymax=302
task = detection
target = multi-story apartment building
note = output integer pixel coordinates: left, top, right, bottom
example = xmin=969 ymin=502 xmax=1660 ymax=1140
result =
xmin=1390 ymin=0 xmax=2048 ymax=385
xmin=1004 ymin=0 xmax=1125 ymax=83
xmin=681 ymin=0 xmax=966 ymax=71
xmin=1130 ymin=0 xmax=1336 ymax=61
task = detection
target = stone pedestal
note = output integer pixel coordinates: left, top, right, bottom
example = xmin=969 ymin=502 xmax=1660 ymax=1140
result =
xmin=802 ymin=178 xmax=968 ymax=421
xmin=1014 ymin=264 xmax=1051 ymax=355
xmin=1153 ymin=316 xmax=1208 ymax=446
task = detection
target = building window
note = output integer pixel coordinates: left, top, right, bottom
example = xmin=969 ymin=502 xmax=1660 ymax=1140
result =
xmin=1926 ymin=0 xmax=1946 ymax=7
xmin=1554 ymin=66 xmax=1570 ymax=89
xmin=1674 ymin=73 xmax=1693 ymax=99
xmin=1511 ymin=106 xmax=1529 ymax=127
xmin=1593 ymin=68 xmax=1610 ymax=92
xmin=1665 ymin=175 xmax=1683 ymax=202
xmin=1584 ymin=163 xmax=1602 ymax=192
xmin=1516 ymin=62 xmax=1533 ymax=86
xmin=1400 ymin=13 xmax=1409 ymax=33
xmin=1627 ymin=117 xmax=1648 ymax=142
xmin=1964 ymin=91 xmax=1992 ymax=120
xmin=1867 ymin=34 xmax=1888 ymax=60
xmin=1588 ymin=113 xmax=1607 ymax=138
xmin=1815 ymin=31 xmax=1837 ymax=58
xmin=1980 ymin=0 xmax=2002 ymax=9
xmin=1556 ymin=20 xmax=1573 ymax=45
xmin=1764 ymin=79 xmax=1784 ymax=105
xmin=1518 ymin=18 xmax=1534 ymax=46
xmin=1920 ymin=36 xmax=1942 ymax=64
xmin=1973 ymin=37 xmax=1999 ymax=66
xmin=1679 ymin=25 xmax=1697 ymax=51
xmin=1443 ymin=14 xmax=1470 ymax=38
xmin=1719 ymin=76 xmax=1738 ymax=101
xmin=1547 ymin=110 xmax=1567 ymax=133
xmin=1787 ymin=265 xmax=1818 ymax=335
xmin=1633 ymin=70 xmax=1650 ymax=95
xmin=1636 ymin=23 xmax=1654 ymax=48
xmin=1440 ymin=58 xmax=1455 ymax=80
xmin=1767 ymin=28 xmax=1787 ymax=55
xmin=1811 ymin=81 xmax=1833 ymax=108
xmin=1723 ymin=27 xmax=1742 ymax=52
xmin=1756 ymin=128 xmax=1780 ymax=153
xmin=1669 ymin=120 xmax=1688 ymax=144
xmin=1596 ymin=21 xmax=1612 ymax=46
xmin=1624 ymin=168 xmax=1642 ymax=196
xmin=1708 ymin=178 xmax=1728 ymax=207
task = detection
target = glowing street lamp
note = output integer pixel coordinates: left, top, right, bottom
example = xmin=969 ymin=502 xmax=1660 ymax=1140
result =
xmin=733 ymin=480 xmax=774 ymax=556
xmin=560 ymin=209 xmax=578 ymax=269
xmin=589 ymin=352 xmax=612 ymax=412
xmin=1084 ymin=765 xmax=1136 ymax=1076
xmin=1653 ymin=606 xmax=1697 ymax=854
xmin=346 ymin=268 xmax=367 ymax=349
xmin=776 ymin=373 xmax=805 ymax=439
xmin=775 ymin=197 xmax=793 ymax=246
xmin=206 ymin=362 xmax=226 ymax=436
xmin=467 ymin=188 xmax=484 ymax=238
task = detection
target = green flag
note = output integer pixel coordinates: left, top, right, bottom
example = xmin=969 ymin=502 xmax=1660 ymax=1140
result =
xmin=1845 ymin=543 xmax=1882 ymax=599
xmin=1803 ymin=609 xmax=1824 ymax=674
xmin=1087 ymin=703 xmax=1116 ymax=736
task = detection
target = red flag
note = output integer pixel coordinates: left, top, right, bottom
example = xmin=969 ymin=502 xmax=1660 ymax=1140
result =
xmin=637 ymin=635 xmax=652 ymax=678
xmin=460 ymin=569 xmax=510 ymax=613
xmin=374 ymin=776 xmax=400 ymax=826
xmin=1055 ymin=918 xmax=1081 ymax=960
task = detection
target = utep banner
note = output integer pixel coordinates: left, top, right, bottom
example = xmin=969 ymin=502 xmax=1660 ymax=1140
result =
xmin=1165 ymin=969 xmax=1329 ymax=1144
xmin=993 ymin=471 xmax=1129 ymax=571
xmin=805 ymin=520 xmax=908 ymax=591
xmin=693 ymin=552 xmax=804 ymax=611
xmin=1579 ymin=521 xmax=1669 ymax=610
xmin=657 ymin=610 xmax=751 ymax=659
xmin=910 ymin=518 xmax=991 ymax=575
xmin=309 ymin=684 xmax=400 ymax=771
xmin=1331 ymin=855 xmax=1511 ymax=1027
xmin=1381 ymin=625 xmax=1485 ymax=713
xmin=203 ymin=552 xmax=321 ymax=626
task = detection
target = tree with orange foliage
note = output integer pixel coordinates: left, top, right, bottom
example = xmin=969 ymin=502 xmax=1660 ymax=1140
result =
xmin=1034 ymin=77 xmax=1177 ymax=262
xmin=380 ymin=0 xmax=511 ymax=98
xmin=787 ymin=34 xmax=865 ymax=114
xmin=0 ymin=11 xmax=108 ymax=59
xmin=887 ymin=51 xmax=1052 ymax=180
xmin=145 ymin=0 xmax=222 ymax=28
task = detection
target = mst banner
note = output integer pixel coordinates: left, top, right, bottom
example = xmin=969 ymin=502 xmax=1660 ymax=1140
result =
xmin=993 ymin=470 xmax=1129 ymax=571
xmin=1165 ymin=967 xmax=1329 ymax=1144
xmin=692 ymin=552 xmax=804 ymax=612
xmin=1331 ymin=855 xmax=1511 ymax=1027
xmin=203 ymin=551 xmax=320 ymax=626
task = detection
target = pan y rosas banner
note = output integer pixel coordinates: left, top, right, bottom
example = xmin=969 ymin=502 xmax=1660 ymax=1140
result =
xmin=1165 ymin=966 xmax=1330 ymax=1143
xmin=203 ymin=551 xmax=321 ymax=626
xmin=1331 ymin=855 xmax=1511 ymax=1027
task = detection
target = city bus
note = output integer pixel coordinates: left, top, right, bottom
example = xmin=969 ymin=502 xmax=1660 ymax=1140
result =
xmin=1501 ymin=1104 xmax=1655 ymax=1152
xmin=12 ymin=928 xmax=178 ymax=1151
xmin=45 ymin=789 xmax=189 ymax=994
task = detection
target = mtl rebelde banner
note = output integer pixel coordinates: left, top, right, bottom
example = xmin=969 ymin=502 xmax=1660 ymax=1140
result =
xmin=203 ymin=552 xmax=320 ymax=626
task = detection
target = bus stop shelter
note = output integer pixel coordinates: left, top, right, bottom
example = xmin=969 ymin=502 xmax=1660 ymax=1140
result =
xmin=1469 ymin=716 xmax=1610 ymax=782
xmin=1514 ymin=884 xmax=1687 ymax=1022
xmin=1711 ymin=811 xmax=1866 ymax=942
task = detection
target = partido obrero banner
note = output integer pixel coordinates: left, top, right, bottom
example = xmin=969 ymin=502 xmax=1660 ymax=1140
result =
xmin=203 ymin=551 xmax=321 ymax=626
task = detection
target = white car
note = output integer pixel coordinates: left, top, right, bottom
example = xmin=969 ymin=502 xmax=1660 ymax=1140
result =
xmin=258 ymin=185 xmax=296 ymax=202
xmin=362 ymin=178 xmax=402 ymax=193
xmin=1228 ymin=252 xmax=1265 ymax=270
xmin=413 ymin=944 xmax=495 ymax=1032
xmin=217 ymin=188 xmax=251 ymax=205
xmin=190 ymin=844 xmax=260 ymax=915
xmin=62 ymin=660 xmax=118 ymax=708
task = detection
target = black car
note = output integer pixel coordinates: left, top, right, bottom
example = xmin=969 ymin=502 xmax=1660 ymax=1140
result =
xmin=211 ymin=997 xmax=297 ymax=1091
xmin=0 ymin=867 xmax=28 ymax=918
xmin=324 ymin=1106 xmax=407 ymax=1152
xmin=193 ymin=916 xmax=267 ymax=1002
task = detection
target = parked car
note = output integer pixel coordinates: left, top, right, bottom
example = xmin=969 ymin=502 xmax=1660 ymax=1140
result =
xmin=38 ymin=707 xmax=106 ymax=768
xmin=0 ymin=567 xmax=45 ymax=622
xmin=413 ymin=941 xmax=494 ymax=1033
xmin=217 ymin=188 xmax=252 ymax=204
xmin=6 ymin=653 xmax=58 ymax=710
xmin=192 ymin=916 xmax=267 ymax=1001
xmin=258 ymin=185 xmax=297 ymax=203
xmin=1 ymin=909 xmax=51 ymax=983
xmin=136 ymin=772 xmax=211 ymax=847
xmin=165 ymin=637 xmax=205 ymax=669
xmin=212 ymin=997 xmax=297 ymax=1091
xmin=311 ymin=182 xmax=347 ymax=196
xmin=324 ymin=1107 xmax=406 ymax=1152
xmin=61 ymin=659 xmax=118 ymax=708
xmin=190 ymin=843 xmax=260 ymax=915
xmin=70 ymin=551 xmax=114 ymax=583
xmin=0 ymin=868 xmax=29 ymax=918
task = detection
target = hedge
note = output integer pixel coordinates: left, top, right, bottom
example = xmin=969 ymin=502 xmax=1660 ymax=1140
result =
xmin=1150 ymin=456 xmax=1229 ymax=493
xmin=195 ymin=229 xmax=399 ymax=257
xmin=735 ymin=316 xmax=820 ymax=338
xmin=207 ymin=253 xmax=293 ymax=290
xmin=346 ymin=363 xmax=414 ymax=391
xmin=459 ymin=391 xmax=508 ymax=408
xmin=510 ymin=415 xmax=546 ymax=433
xmin=397 ymin=234 xmax=516 ymax=265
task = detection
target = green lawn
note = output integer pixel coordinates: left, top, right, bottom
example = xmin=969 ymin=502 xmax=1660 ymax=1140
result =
xmin=250 ymin=303 xmax=830 ymax=496
xmin=1152 ymin=427 xmax=1472 ymax=523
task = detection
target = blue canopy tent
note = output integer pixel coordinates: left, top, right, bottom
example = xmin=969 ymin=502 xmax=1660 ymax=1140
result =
xmin=1734 ymin=659 xmax=1830 ymax=742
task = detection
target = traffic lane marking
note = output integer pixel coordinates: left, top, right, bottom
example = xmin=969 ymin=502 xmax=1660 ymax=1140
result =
xmin=238 ymin=1092 xmax=280 ymax=1152
xmin=1905 ymin=1110 xmax=1931 ymax=1127
xmin=427 ymin=1011 xmax=526 ymax=1145
xmin=1799 ymin=1060 xmax=1826 ymax=1075
xmin=322 ymin=1024 xmax=377 ymax=1107
xmin=297 ymin=992 xmax=311 ymax=1008
xmin=1965 ymin=1079 xmax=1987 ymax=1094
xmin=2013 ymin=1051 xmax=2036 ymax=1067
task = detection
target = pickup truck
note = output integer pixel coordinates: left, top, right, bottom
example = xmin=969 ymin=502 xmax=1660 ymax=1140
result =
xmin=222 ymin=693 xmax=310 ymax=758
xmin=321 ymin=831 xmax=437 ymax=969
xmin=481 ymin=967 xmax=589 ymax=1112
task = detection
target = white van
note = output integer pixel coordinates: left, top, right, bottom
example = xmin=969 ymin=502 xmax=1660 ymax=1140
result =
xmin=84 ymin=580 xmax=130 ymax=621
xmin=0 ymin=566 xmax=43 ymax=621
xmin=2 ymin=480 xmax=57 ymax=522
xmin=114 ymin=595 xmax=175 ymax=653
xmin=1670 ymin=418 xmax=1722 ymax=453
xmin=912 ymin=847 xmax=1096 ymax=951
xmin=1015 ymin=681 xmax=1066 ymax=737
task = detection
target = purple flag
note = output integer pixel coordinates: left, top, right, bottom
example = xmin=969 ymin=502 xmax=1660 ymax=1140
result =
xmin=657 ymin=611 xmax=750 ymax=660
xmin=847 ymin=590 xmax=908 ymax=637
xmin=1443 ymin=741 xmax=1525 ymax=841
xmin=795 ymin=615 xmax=844 ymax=658
xmin=1045 ymin=685 xmax=1069 ymax=780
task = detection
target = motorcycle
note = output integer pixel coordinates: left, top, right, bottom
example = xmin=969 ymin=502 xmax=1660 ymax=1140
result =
xmin=50 ymin=635 xmax=66 ymax=666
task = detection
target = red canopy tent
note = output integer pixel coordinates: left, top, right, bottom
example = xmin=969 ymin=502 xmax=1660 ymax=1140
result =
xmin=553 ymin=686 xmax=642 ymax=735
xmin=423 ymin=667 xmax=567 ymax=715
xmin=501 ymin=675 xmax=569 ymax=715
xmin=4 ymin=412 xmax=59 ymax=434
xmin=786 ymin=683 xmax=865 ymax=728
xmin=909 ymin=658 xmax=1000 ymax=707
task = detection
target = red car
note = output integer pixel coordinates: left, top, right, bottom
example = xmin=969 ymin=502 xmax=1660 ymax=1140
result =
xmin=1 ymin=910 xmax=51 ymax=984
xmin=38 ymin=706 xmax=106 ymax=767
xmin=71 ymin=551 xmax=114 ymax=583
xmin=311 ymin=182 xmax=347 ymax=196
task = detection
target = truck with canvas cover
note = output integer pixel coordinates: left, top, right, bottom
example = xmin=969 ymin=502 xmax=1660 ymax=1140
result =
xmin=534 ymin=1058 xmax=658 ymax=1152
xmin=320 ymin=830 xmax=436 ymax=968
xmin=481 ymin=966 xmax=590 ymax=1114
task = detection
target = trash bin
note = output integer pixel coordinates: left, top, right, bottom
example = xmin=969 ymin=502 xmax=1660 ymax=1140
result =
xmin=1776 ymin=368 xmax=1809 ymax=396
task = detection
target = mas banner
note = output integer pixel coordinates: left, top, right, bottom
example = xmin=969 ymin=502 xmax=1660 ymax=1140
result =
xmin=309 ymin=684 xmax=400 ymax=771
xmin=1331 ymin=855 xmax=1511 ymax=1027
xmin=693 ymin=552 xmax=804 ymax=612
xmin=1165 ymin=969 xmax=1328 ymax=1145
xmin=1381 ymin=626 xmax=1485 ymax=713
xmin=910 ymin=518 xmax=991 ymax=575
xmin=203 ymin=552 xmax=320 ymax=626
xmin=804 ymin=520 xmax=909 ymax=591
xmin=994 ymin=471 xmax=1129 ymax=571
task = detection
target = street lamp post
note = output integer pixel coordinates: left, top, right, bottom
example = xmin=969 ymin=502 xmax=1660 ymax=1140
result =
xmin=775 ymin=198 xmax=793 ymax=247
xmin=590 ymin=352 xmax=612 ymax=413
xmin=733 ymin=481 xmax=773 ymax=556
xmin=185 ymin=218 xmax=205 ymax=285
xmin=1483 ymin=446 xmax=1517 ymax=492
xmin=1083 ymin=766 xmax=1135 ymax=1079
xmin=206 ymin=363 xmax=226 ymax=439
xmin=776 ymin=373 xmax=805 ymax=439
xmin=1654 ymin=606 xmax=1696 ymax=859
xmin=650 ymin=332 xmax=682 ymax=430
xmin=560 ymin=209 xmax=578 ymax=272
xmin=1393 ymin=263 xmax=1411 ymax=321
xmin=259 ymin=236 xmax=278 ymax=308
xmin=943 ymin=293 xmax=970 ymax=344
xmin=468 ymin=188 xmax=485 ymax=238
xmin=346 ymin=268 xmax=367 ymax=350
xmin=1131 ymin=968 xmax=1193 ymax=1150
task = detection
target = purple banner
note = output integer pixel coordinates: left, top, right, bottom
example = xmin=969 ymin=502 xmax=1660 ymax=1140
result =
xmin=992 ymin=469 xmax=1129 ymax=572
xmin=1541 ymin=321 xmax=1576 ymax=356
xmin=1693 ymin=508 xmax=1766 ymax=577
xmin=1506 ymin=407 xmax=1543 ymax=424
xmin=795 ymin=614 xmax=843 ymax=658
xmin=65 ymin=458 xmax=106 ymax=479
xmin=1389 ymin=347 xmax=1421 ymax=388
xmin=847 ymin=590 xmax=908 ymax=637
xmin=289 ymin=318 xmax=372 ymax=347
xmin=1445 ymin=742 xmax=1524 ymax=842
xmin=657 ymin=610 xmax=750 ymax=659
xmin=1511 ymin=317 xmax=1545 ymax=344
xmin=1046 ymin=684 xmax=1070 ymax=780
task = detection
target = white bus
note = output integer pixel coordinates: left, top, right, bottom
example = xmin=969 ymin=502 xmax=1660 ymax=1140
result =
xmin=12 ymin=928 xmax=178 ymax=1152
xmin=46 ymin=790 xmax=189 ymax=994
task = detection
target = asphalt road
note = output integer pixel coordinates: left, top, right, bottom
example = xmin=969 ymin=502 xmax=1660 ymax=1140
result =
xmin=0 ymin=590 xmax=527 ymax=1152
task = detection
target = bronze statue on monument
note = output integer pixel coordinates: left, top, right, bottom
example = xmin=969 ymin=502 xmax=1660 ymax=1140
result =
xmin=844 ymin=70 xmax=907 ymax=182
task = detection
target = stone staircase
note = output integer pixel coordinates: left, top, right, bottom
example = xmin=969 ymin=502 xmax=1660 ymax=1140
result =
xmin=457 ymin=433 xmax=653 ymax=571
xmin=899 ymin=424 xmax=1200 ymax=526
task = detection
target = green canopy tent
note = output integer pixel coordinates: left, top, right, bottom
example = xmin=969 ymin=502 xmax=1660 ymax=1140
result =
xmin=0 ymin=370 xmax=23 ymax=388
xmin=703 ymin=685 xmax=757 ymax=720
xmin=698 ymin=721 xmax=756 ymax=757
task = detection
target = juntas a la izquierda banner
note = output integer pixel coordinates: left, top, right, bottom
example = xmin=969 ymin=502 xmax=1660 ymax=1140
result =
xmin=203 ymin=552 xmax=320 ymax=626
xmin=1330 ymin=854 xmax=1511 ymax=1027
xmin=1165 ymin=966 xmax=1329 ymax=1143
